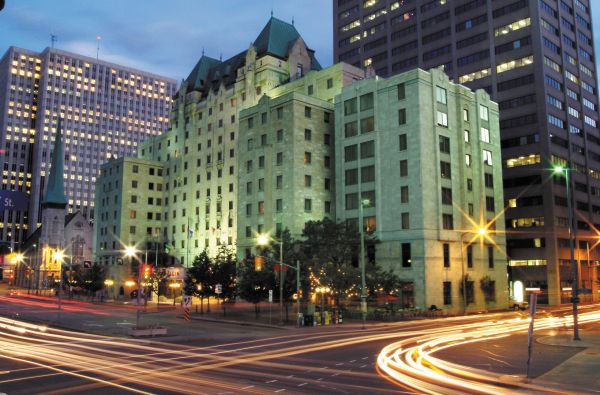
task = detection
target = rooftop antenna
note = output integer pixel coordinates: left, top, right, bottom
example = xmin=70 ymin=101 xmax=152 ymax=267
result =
xmin=271 ymin=9 xmax=273 ymax=17
xmin=50 ymin=34 xmax=57 ymax=48
xmin=219 ymin=53 xmax=222 ymax=61
xmin=96 ymin=35 xmax=101 ymax=60
xmin=292 ymin=16 xmax=295 ymax=26
xmin=202 ymin=47 xmax=205 ymax=56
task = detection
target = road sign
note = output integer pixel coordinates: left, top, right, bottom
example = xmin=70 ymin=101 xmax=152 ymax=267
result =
xmin=268 ymin=289 xmax=273 ymax=303
xmin=215 ymin=284 xmax=222 ymax=295
xmin=0 ymin=190 xmax=29 ymax=211
xmin=182 ymin=295 xmax=192 ymax=308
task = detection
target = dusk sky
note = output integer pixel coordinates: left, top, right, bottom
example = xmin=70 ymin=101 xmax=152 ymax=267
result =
xmin=0 ymin=0 xmax=333 ymax=80
xmin=1 ymin=1 xmax=599 ymax=81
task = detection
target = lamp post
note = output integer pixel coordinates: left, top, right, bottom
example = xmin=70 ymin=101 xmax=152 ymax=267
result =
xmin=124 ymin=245 xmax=141 ymax=328
xmin=256 ymin=233 xmax=301 ymax=326
xmin=359 ymin=198 xmax=370 ymax=329
xmin=54 ymin=250 xmax=65 ymax=312
xmin=460 ymin=227 xmax=487 ymax=314
xmin=554 ymin=165 xmax=580 ymax=341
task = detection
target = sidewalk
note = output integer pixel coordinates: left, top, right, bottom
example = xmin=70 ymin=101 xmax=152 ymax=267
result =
xmin=534 ymin=329 xmax=600 ymax=392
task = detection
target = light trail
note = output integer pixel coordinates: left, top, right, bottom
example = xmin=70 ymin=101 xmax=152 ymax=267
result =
xmin=377 ymin=309 xmax=600 ymax=394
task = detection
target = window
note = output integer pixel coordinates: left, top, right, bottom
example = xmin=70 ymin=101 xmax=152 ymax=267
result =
xmin=464 ymin=130 xmax=470 ymax=143
xmin=466 ymin=280 xmax=474 ymax=304
xmin=258 ymin=201 xmax=265 ymax=215
xmin=362 ymin=165 xmax=375 ymax=183
xmin=132 ymin=165 xmax=139 ymax=173
xmin=305 ymin=175 xmax=312 ymax=188
xmin=360 ymin=93 xmax=374 ymax=110
xmin=397 ymin=212 xmax=408 ymax=229
xmin=483 ymin=150 xmax=492 ymax=165
xmin=132 ymin=180 xmax=138 ymax=188
xmin=398 ymin=109 xmax=406 ymax=125
xmin=467 ymin=245 xmax=473 ymax=268
xmin=304 ymin=129 xmax=312 ymax=140
xmin=481 ymin=127 xmax=490 ymax=143
xmin=304 ymin=199 xmax=312 ymax=212
xmin=399 ymin=134 xmax=407 ymax=150
xmin=304 ymin=106 xmax=312 ymax=118
xmin=130 ymin=210 xmax=136 ymax=219
xmin=304 ymin=152 xmax=312 ymax=164
xmin=486 ymin=196 xmax=495 ymax=212
xmin=361 ymin=116 xmax=375 ymax=133
xmin=246 ymin=182 xmax=252 ymax=194
xmin=276 ymin=175 xmax=282 ymax=189
xmin=479 ymin=105 xmax=489 ymax=121
xmin=437 ymin=111 xmax=448 ymax=127
xmin=488 ymin=246 xmax=494 ymax=269
xmin=441 ymin=187 xmax=453 ymax=205
xmin=463 ymin=109 xmax=469 ymax=122
xmin=439 ymin=136 xmax=450 ymax=153
xmin=485 ymin=173 xmax=494 ymax=188
xmin=345 ymin=145 xmax=358 ymax=162
xmin=397 ymin=83 xmax=405 ymax=100
xmin=402 ymin=243 xmax=411 ymax=267
xmin=436 ymin=86 xmax=447 ymax=104
xmin=276 ymin=199 xmax=283 ymax=212
xmin=442 ymin=214 xmax=453 ymax=229
xmin=400 ymin=160 xmax=408 ymax=177
xmin=440 ymin=161 xmax=451 ymax=178
xmin=443 ymin=282 xmax=452 ymax=305
xmin=443 ymin=243 xmax=450 ymax=268
xmin=401 ymin=186 xmax=409 ymax=203
xmin=345 ymin=121 xmax=358 ymax=137
xmin=276 ymin=152 xmax=283 ymax=165
xmin=360 ymin=141 xmax=375 ymax=158
xmin=344 ymin=98 xmax=357 ymax=115
xmin=277 ymin=129 xmax=284 ymax=142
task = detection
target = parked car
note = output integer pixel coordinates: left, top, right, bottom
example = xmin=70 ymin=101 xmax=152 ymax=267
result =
xmin=509 ymin=297 xmax=529 ymax=311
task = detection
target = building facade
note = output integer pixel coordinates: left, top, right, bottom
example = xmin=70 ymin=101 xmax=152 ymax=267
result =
xmin=94 ymin=156 xmax=165 ymax=297
xmin=333 ymin=0 xmax=600 ymax=304
xmin=0 ymin=46 xmax=176 ymax=246
xmin=335 ymin=68 xmax=508 ymax=312
xmin=236 ymin=62 xmax=363 ymax=256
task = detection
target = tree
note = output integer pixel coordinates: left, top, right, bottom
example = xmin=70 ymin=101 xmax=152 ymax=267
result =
xmin=184 ymin=250 xmax=215 ymax=313
xmin=214 ymin=247 xmax=237 ymax=315
xmin=237 ymin=256 xmax=275 ymax=318
xmin=479 ymin=276 xmax=496 ymax=305
xmin=79 ymin=264 xmax=105 ymax=300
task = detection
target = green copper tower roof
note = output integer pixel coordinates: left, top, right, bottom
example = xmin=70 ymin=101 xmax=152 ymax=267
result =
xmin=254 ymin=16 xmax=300 ymax=58
xmin=43 ymin=118 xmax=67 ymax=207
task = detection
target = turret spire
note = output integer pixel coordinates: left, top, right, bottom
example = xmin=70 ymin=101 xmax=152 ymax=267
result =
xmin=43 ymin=118 xmax=67 ymax=207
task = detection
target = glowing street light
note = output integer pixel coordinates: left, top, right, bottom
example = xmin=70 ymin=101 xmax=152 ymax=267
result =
xmin=553 ymin=163 xmax=580 ymax=341
xmin=104 ymin=279 xmax=114 ymax=286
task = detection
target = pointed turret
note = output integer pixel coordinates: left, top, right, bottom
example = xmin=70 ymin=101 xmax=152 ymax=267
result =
xmin=43 ymin=118 xmax=67 ymax=207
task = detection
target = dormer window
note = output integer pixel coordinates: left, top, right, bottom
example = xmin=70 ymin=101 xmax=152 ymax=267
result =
xmin=296 ymin=63 xmax=303 ymax=79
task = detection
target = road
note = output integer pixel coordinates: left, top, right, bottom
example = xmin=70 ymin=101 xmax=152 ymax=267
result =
xmin=0 ymin=294 xmax=599 ymax=394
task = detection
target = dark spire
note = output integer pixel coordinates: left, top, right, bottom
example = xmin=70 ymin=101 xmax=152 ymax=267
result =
xmin=43 ymin=118 xmax=67 ymax=207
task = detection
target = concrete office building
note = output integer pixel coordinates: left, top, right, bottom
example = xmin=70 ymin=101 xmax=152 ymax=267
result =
xmin=335 ymin=67 xmax=508 ymax=312
xmin=333 ymin=0 xmax=600 ymax=304
xmin=0 ymin=46 xmax=176 ymax=246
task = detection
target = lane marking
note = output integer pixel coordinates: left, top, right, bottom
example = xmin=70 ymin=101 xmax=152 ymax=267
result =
xmin=241 ymin=385 xmax=254 ymax=390
xmin=266 ymin=379 xmax=278 ymax=383
xmin=361 ymin=357 xmax=368 ymax=360
xmin=335 ymin=362 xmax=344 ymax=366
xmin=360 ymin=364 xmax=367 ymax=368
xmin=274 ymin=389 xmax=286 ymax=393
xmin=331 ymin=373 xmax=340 ymax=377
xmin=286 ymin=374 xmax=294 ymax=378
xmin=349 ymin=359 xmax=356 ymax=363
xmin=298 ymin=383 xmax=308 ymax=387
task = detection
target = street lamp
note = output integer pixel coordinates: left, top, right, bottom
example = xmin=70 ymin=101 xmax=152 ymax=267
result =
xmin=124 ymin=245 xmax=141 ymax=328
xmin=553 ymin=164 xmax=580 ymax=340
xmin=256 ymin=233 xmax=301 ymax=326
xmin=460 ymin=227 xmax=487 ymax=314
xmin=54 ymin=249 xmax=65 ymax=313
xmin=358 ymin=198 xmax=370 ymax=329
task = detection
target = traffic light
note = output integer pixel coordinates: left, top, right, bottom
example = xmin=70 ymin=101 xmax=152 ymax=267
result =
xmin=255 ymin=256 xmax=263 ymax=271
xmin=142 ymin=264 xmax=152 ymax=279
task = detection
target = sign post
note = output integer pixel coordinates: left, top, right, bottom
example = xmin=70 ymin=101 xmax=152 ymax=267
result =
xmin=182 ymin=294 xmax=192 ymax=322
xmin=526 ymin=293 xmax=538 ymax=379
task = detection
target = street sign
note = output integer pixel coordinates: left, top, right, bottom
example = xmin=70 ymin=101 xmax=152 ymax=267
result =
xmin=215 ymin=284 xmax=222 ymax=295
xmin=0 ymin=190 xmax=29 ymax=211
xmin=268 ymin=289 xmax=273 ymax=303
xmin=182 ymin=295 xmax=192 ymax=308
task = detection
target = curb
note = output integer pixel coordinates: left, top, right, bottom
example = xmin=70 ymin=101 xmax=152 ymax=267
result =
xmin=188 ymin=315 xmax=292 ymax=330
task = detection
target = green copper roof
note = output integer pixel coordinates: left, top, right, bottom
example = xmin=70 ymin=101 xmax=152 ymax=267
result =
xmin=43 ymin=118 xmax=67 ymax=206
xmin=254 ymin=17 xmax=300 ymax=58
xmin=184 ymin=17 xmax=321 ymax=95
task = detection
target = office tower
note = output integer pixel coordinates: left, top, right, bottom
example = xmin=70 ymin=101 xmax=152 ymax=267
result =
xmin=0 ymin=46 xmax=176 ymax=247
xmin=333 ymin=0 xmax=599 ymax=305
xmin=335 ymin=67 xmax=508 ymax=312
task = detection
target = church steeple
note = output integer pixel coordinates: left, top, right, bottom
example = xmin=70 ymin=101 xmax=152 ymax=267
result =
xmin=43 ymin=118 xmax=67 ymax=207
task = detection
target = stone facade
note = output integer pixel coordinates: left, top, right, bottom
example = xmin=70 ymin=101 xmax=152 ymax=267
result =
xmin=335 ymin=68 xmax=508 ymax=313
